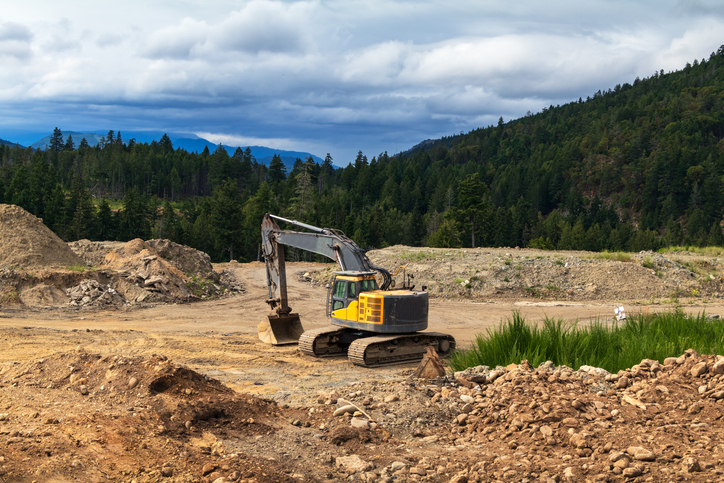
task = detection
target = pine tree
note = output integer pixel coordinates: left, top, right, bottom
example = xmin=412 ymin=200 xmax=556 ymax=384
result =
xmin=267 ymin=154 xmax=287 ymax=187
xmin=210 ymin=179 xmax=244 ymax=261
xmin=97 ymin=199 xmax=114 ymax=240
xmin=453 ymin=173 xmax=488 ymax=248
xmin=49 ymin=128 xmax=64 ymax=153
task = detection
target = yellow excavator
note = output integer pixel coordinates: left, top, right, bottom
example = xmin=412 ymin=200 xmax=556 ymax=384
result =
xmin=258 ymin=213 xmax=455 ymax=367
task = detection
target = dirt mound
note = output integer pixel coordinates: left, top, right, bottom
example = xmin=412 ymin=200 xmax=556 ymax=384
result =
xmin=18 ymin=284 xmax=68 ymax=306
xmin=0 ymin=351 xmax=311 ymax=482
xmin=2 ymin=236 xmax=241 ymax=308
xmin=66 ymin=279 xmax=125 ymax=307
xmin=146 ymin=238 xmax=220 ymax=283
xmin=305 ymin=350 xmax=724 ymax=481
xmin=67 ymin=239 xmax=125 ymax=266
xmin=5 ymin=338 xmax=724 ymax=481
xmin=0 ymin=204 xmax=84 ymax=269
xmin=101 ymin=238 xmax=196 ymax=303
xmin=342 ymin=245 xmax=719 ymax=303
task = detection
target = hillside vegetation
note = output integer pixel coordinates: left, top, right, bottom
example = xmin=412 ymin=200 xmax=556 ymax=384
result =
xmin=1 ymin=47 xmax=723 ymax=262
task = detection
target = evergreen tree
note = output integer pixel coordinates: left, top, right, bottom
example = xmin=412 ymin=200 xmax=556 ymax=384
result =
xmin=267 ymin=154 xmax=287 ymax=187
xmin=210 ymin=179 xmax=244 ymax=261
xmin=158 ymin=199 xmax=179 ymax=241
xmin=428 ymin=220 xmax=462 ymax=248
xmin=118 ymin=188 xmax=151 ymax=241
xmin=452 ymin=173 xmax=488 ymax=248
xmin=49 ymin=127 xmax=64 ymax=153
xmin=97 ymin=199 xmax=114 ymax=240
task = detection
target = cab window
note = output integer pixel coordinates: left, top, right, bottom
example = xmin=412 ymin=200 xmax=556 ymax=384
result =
xmin=332 ymin=280 xmax=346 ymax=311
xmin=360 ymin=279 xmax=377 ymax=292
xmin=333 ymin=281 xmax=346 ymax=298
xmin=348 ymin=282 xmax=357 ymax=298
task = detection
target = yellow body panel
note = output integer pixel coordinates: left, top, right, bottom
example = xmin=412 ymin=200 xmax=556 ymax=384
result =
xmin=334 ymin=275 xmax=373 ymax=282
xmin=358 ymin=292 xmax=384 ymax=324
xmin=332 ymin=300 xmax=359 ymax=322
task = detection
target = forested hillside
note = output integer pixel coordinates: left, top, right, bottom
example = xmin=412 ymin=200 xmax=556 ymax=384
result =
xmin=1 ymin=46 xmax=724 ymax=263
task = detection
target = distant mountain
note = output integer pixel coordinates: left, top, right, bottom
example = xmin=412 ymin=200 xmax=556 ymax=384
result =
xmin=29 ymin=131 xmax=323 ymax=169
xmin=0 ymin=138 xmax=23 ymax=148
xmin=29 ymin=131 xmax=104 ymax=150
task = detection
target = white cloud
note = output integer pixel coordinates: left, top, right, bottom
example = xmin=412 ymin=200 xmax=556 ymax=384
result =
xmin=42 ymin=18 xmax=82 ymax=53
xmin=143 ymin=17 xmax=208 ymax=59
xmin=212 ymin=1 xmax=318 ymax=54
xmin=655 ymin=19 xmax=724 ymax=69
xmin=0 ymin=20 xmax=33 ymax=59
xmin=195 ymin=131 xmax=326 ymax=155
xmin=0 ymin=21 xmax=32 ymax=41
xmin=95 ymin=32 xmax=124 ymax=48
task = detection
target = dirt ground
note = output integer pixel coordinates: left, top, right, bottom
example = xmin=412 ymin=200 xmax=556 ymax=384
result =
xmin=4 ymin=241 xmax=724 ymax=481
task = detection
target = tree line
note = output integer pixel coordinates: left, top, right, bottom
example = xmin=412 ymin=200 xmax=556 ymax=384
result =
xmin=1 ymin=46 xmax=724 ymax=262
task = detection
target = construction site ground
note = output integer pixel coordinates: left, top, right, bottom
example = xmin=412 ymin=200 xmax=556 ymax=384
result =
xmin=5 ymin=243 xmax=724 ymax=481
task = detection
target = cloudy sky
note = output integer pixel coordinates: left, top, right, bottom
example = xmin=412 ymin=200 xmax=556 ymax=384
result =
xmin=1 ymin=1 xmax=723 ymax=164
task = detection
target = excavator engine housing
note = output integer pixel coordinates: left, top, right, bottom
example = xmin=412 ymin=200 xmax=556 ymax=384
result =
xmin=327 ymin=271 xmax=428 ymax=333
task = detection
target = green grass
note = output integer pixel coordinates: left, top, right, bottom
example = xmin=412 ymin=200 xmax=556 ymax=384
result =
xmin=400 ymin=251 xmax=438 ymax=261
xmin=585 ymin=251 xmax=633 ymax=263
xmin=642 ymin=256 xmax=654 ymax=269
xmin=659 ymin=246 xmax=724 ymax=257
xmin=449 ymin=309 xmax=724 ymax=374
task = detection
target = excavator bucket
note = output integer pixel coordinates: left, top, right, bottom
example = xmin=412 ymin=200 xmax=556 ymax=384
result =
xmin=258 ymin=313 xmax=305 ymax=345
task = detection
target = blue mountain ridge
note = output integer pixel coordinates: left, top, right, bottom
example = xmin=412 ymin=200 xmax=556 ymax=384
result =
xmin=0 ymin=138 xmax=24 ymax=148
xmin=26 ymin=131 xmax=324 ymax=169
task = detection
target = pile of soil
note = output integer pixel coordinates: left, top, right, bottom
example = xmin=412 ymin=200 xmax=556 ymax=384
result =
xmin=102 ymin=238 xmax=196 ymax=303
xmin=67 ymin=239 xmax=125 ymax=267
xmin=0 ymin=204 xmax=84 ymax=269
xmin=146 ymin=239 xmax=220 ymax=283
xmin=3 ymin=348 xmax=724 ymax=482
xmin=312 ymin=245 xmax=722 ymax=303
xmin=0 ymin=351 xmax=310 ymax=482
xmin=0 ymin=211 xmax=242 ymax=307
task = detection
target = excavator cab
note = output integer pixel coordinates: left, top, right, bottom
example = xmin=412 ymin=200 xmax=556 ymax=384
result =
xmin=327 ymin=272 xmax=378 ymax=320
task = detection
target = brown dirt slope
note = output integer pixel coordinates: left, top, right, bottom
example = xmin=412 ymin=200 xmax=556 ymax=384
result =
xmin=357 ymin=245 xmax=723 ymax=303
xmin=0 ymin=204 xmax=84 ymax=269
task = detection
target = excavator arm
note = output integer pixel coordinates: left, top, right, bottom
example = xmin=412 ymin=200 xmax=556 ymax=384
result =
xmin=259 ymin=213 xmax=390 ymax=345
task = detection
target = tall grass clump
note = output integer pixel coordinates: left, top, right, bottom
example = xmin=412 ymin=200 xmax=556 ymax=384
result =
xmin=449 ymin=309 xmax=724 ymax=373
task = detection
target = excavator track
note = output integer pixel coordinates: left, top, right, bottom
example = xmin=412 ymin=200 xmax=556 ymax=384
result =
xmin=348 ymin=332 xmax=456 ymax=367
xmin=298 ymin=327 xmax=350 ymax=357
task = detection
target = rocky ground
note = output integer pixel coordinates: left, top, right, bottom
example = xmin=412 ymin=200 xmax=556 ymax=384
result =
xmin=360 ymin=246 xmax=724 ymax=304
xmin=2 ymin=347 xmax=724 ymax=482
